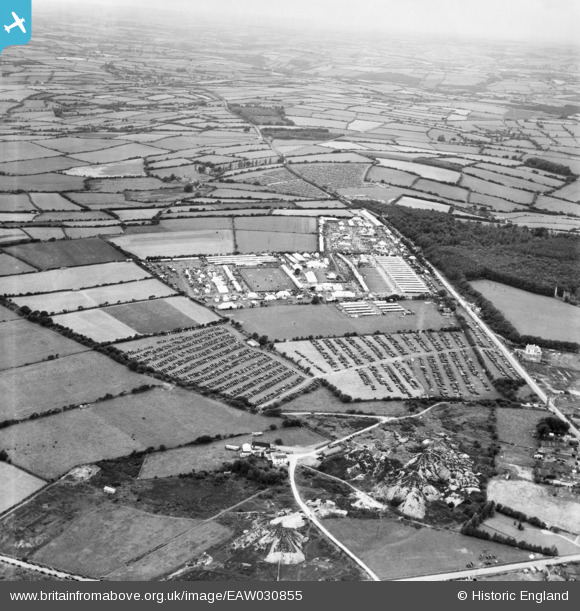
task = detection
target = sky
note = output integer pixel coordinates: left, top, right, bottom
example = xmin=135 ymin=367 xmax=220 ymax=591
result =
xmin=42 ymin=0 xmax=580 ymax=45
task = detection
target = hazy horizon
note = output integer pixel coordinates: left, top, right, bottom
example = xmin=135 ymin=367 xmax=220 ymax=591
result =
xmin=40 ymin=0 xmax=580 ymax=47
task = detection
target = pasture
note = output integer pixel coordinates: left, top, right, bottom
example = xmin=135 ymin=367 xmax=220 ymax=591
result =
xmin=236 ymin=230 xmax=318 ymax=253
xmin=229 ymin=303 xmax=450 ymax=340
xmin=106 ymin=521 xmax=232 ymax=580
xmin=53 ymin=309 xmax=141 ymax=343
xmin=395 ymin=196 xmax=451 ymax=212
xmin=488 ymin=479 xmax=580 ymax=534
xmin=29 ymin=193 xmax=81 ymax=211
xmin=0 ymin=320 xmax=88 ymax=371
xmin=110 ymin=230 xmax=235 ymax=258
xmin=0 ymin=387 xmax=275 ymax=480
xmin=233 ymin=216 xmax=317 ymax=234
xmin=0 ymin=462 xmax=45 ymax=514
xmin=471 ymin=280 xmax=580 ymax=343
xmin=32 ymin=504 xmax=228 ymax=579
xmin=4 ymin=237 xmax=125 ymax=270
xmin=104 ymin=296 xmax=219 ymax=334
xmin=0 ymin=261 xmax=150 ymax=296
xmin=0 ymin=305 xmax=19 ymax=323
xmin=0 ymin=194 xmax=35 ymax=212
xmin=13 ymin=279 xmax=177 ymax=314
xmin=377 ymin=158 xmax=461 ymax=183
xmin=0 ymin=351 xmax=155 ymax=422
xmin=0 ymin=254 xmax=36 ymax=276
xmin=70 ymin=143 xmax=168 ymax=164
xmin=323 ymin=517 xmax=531 ymax=580
xmin=282 ymin=387 xmax=408 ymax=417
xmin=64 ymin=159 xmax=145 ymax=178
xmin=23 ymin=227 xmax=67 ymax=241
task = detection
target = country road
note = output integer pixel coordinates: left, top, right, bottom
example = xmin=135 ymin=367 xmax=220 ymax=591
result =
xmin=284 ymin=403 xmax=450 ymax=581
xmin=427 ymin=263 xmax=580 ymax=440
xmin=0 ymin=554 xmax=96 ymax=582
xmin=399 ymin=553 xmax=580 ymax=581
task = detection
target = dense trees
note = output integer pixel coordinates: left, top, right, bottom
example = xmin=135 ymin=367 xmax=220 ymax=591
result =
xmin=353 ymin=204 xmax=579 ymax=351
xmin=524 ymin=157 xmax=576 ymax=178
xmin=536 ymin=416 xmax=570 ymax=439
xmin=381 ymin=206 xmax=579 ymax=297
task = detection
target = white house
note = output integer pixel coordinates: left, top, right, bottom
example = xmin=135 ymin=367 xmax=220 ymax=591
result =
xmin=270 ymin=453 xmax=289 ymax=467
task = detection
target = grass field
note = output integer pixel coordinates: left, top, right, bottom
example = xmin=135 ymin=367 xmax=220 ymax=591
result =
xmin=0 ymin=194 xmax=35 ymax=212
xmin=488 ymin=479 xmax=580 ymax=534
xmin=110 ymin=230 xmax=235 ymax=258
xmin=0 ymin=254 xmax=36 ymax=276
xmin=0 ymin=387 xmax=276 ymax=479
xmin=229 ymin=303 xmax=451 ymax=340
xmin=0 ymin=262 xmax=151 ymax=296
xmin=13 ymin=279 xmax=177 ymax=314
xmin=471 ymin=280 xmax=580 ymax=343
xmin=32 ymin=504 xmax=227 ymax=579
xmin=0 ymin=319 xmax=88 ymax=370
xmin=233 ymin=216 xmax=317 ymax=234
xmin=0 ymin=351 xmax=155 ymax=422
xmin=29 ymin=193 xmax=82 ymax=211
xmin=281 ymin=387 xmax=408 ymax=417
xmin=236 ymin=231 xmax=318 ymax=254
xmin=323 ymin=517 xmax=531 ymax=580
xmin=4 ymin=238 xmax=125 ymax=270
xmin=481 ymin=513 xmax=580 ymax=556
xmin=53 ymin=309 xmax=141 ymax=343
xmin=54 ymin=296 xmax=215 ymax=340
xmin=0 ymin=305 xmax=19 ymax=323
xmin=105 ymin=296 xmax=218 ymax=333
xmin=239 ymin=267 xmax=295 ymax=292
xmin=106 ymin=520 xmax=231 ymax=580
xmin=0 ymin=462 xmax=45 ymax=514
xmin=140 ymin=427 xmax=328 ymax=479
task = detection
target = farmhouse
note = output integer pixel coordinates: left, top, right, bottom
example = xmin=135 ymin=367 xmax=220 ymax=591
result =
xmin=269 ymin=452 xmax=289 ymax=467
xmin=524 ymin=344 xmax=543 ymax=362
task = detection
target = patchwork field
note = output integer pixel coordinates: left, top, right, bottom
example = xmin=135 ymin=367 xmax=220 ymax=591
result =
xmin=471 ymin=280 xmax=580 ymax=343
xmin=110 ymin=230 xmax=235 ymax=258
xmin=0 ymin=319 xmax=88 ymax=370
xmin=13 ymin=279 xmax=178 ymax=314
xmin=229 ymin=303 xmax=451 ymax=340
xmin=103 ymin=296 xmax=220 ymax=334
xmin=0 ymin=261 xmax=151 ymax=296
xmin=4 ymin=237 xmax=125 ymax=270
xmin=0 ymin=462 xmax=45 ymax=514
xmin=0 ymin=387 xmax=275 ymax=479
xmin=0 ymin=351 xmax=155 ymax=422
